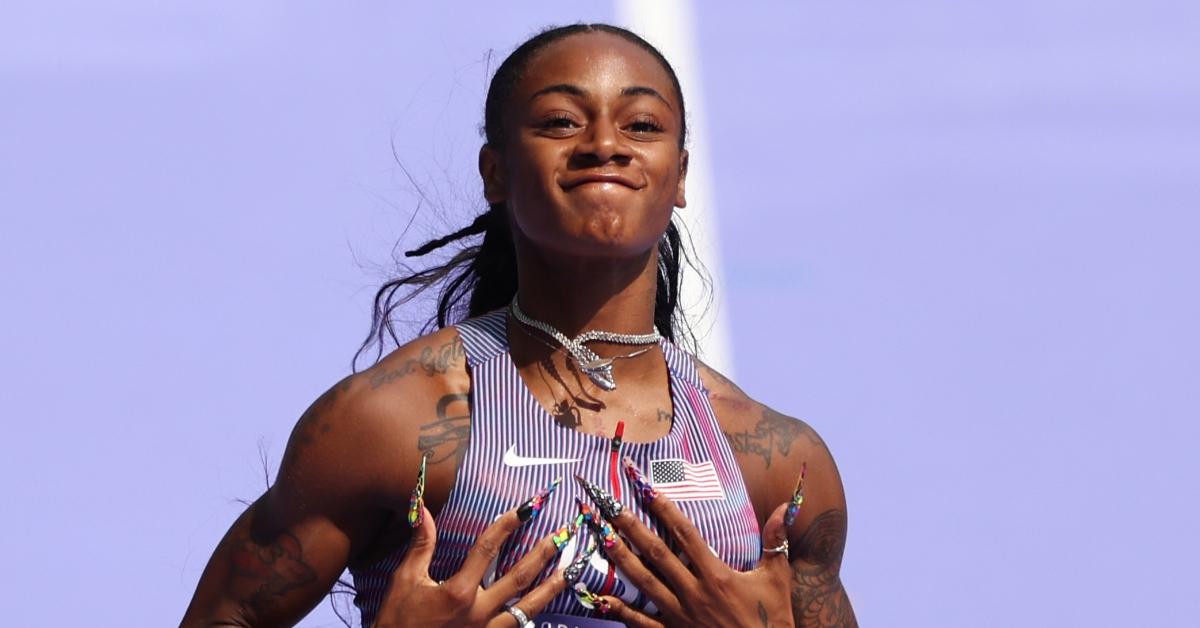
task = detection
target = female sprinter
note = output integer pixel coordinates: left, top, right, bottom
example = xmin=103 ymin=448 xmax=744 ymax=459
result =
xmin=181 ymin=23 xmax=856 ymax=628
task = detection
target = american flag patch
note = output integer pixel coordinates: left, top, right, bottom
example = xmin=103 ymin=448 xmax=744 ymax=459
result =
xmin=649 ymin=458 xmax=725 ymax=501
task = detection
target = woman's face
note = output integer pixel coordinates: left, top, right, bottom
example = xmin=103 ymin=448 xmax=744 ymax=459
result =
xmin=481 ymin=32 xmax=688 ymax=260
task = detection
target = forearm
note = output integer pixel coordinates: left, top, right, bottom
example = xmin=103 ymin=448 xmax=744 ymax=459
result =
xmin=180 ymin=500 xmax=339 ymax=628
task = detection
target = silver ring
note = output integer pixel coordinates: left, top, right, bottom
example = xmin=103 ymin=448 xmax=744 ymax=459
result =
xmin=506 ymin=605 xmax=534 ymax=628
xmin=763 ymin=539 xmax=789 ymax=556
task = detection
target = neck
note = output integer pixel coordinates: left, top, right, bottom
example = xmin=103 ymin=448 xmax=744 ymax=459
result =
xmin=512 ymin=243 xmax=660 ymax=339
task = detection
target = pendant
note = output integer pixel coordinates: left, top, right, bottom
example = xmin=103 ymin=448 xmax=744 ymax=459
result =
xmin=580 ymin=359 xmax=617 ymax=391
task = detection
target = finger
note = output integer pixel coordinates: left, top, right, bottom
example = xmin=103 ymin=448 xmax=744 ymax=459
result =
xmin=453 ymin=478 xmax=563 ymax=591
xmin=593 ymin=518 xmax=686 ymax=619
xmin=488 ymin=570 xmax=571 ymax=628
xmin=576 ymin=474 xmax=696 ymax=595
xmin=395 ymin=503 xmax=437 ymax=581
xmin=599 ymin=595 xmax=665 ymax=628
xmin=450 ymin=508 xmax=522 ymax=589
xmin=621 ymin=459 xmax=725 ymax=575
xmin=758 ymin=501 xmax=793 ymax=575
xmin=478 ymin=519 xmax=574 ymax=613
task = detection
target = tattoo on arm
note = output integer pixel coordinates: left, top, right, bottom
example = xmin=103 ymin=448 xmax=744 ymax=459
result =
xmin=229 ymin=530 xmax=318 ymax=619
xmin=368 ymin=337 xmax=465 ymax=389
xmin=417 ymin=393 xmax=471 ymax=464
xmin=724 ymin=408 xmax=824 ymax=469
xmin=791 ymin=509 xmax=857 ymax=627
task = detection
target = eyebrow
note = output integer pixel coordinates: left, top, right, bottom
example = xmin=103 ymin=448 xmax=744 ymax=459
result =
xmin=529 ymin=83 xmax=674 ymax=110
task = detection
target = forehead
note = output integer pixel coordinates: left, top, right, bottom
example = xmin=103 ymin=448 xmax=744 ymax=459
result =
xmin=514 ymin=32 xmax=678 ymax=105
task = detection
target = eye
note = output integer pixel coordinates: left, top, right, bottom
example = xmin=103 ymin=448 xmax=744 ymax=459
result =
xmin=537 ymin=114 xmax=580 ymax=133
xmin=626 ymin=117 xmax=664 ymax=135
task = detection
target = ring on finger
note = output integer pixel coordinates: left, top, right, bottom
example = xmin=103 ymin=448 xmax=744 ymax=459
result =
xmin=763 ymin=539 xmax=789 ymax=556
xmin=505 ymin=605 xmax=534 ymax=628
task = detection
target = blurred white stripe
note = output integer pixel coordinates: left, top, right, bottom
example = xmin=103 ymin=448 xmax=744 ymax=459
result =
xmin=615 ymin=0 xmax=735 ymax=377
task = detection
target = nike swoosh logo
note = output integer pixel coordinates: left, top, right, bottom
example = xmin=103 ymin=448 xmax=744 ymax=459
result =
xmin=502 ymin=444 xmax=581 ymax=467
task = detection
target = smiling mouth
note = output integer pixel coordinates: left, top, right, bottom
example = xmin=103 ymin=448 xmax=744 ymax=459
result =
xmin=562 ymin=174 xmax=643 ymax=190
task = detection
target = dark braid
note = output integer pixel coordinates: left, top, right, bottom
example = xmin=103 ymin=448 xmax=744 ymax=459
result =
xmin=354 ymin=23 xmax=698 ymax=370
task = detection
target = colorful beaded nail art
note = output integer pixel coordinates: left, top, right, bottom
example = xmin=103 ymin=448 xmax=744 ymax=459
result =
xmin=784 ymin=462 xmax=808 ymax=527
xmin=517 ymin=476 xmax=563 ymax=522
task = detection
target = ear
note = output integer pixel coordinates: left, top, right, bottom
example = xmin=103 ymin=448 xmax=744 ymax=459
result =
xmin=674 ymin=149 xmax=689 ymax=208
xmin=479 ymin=144 xmax=507 ymax=204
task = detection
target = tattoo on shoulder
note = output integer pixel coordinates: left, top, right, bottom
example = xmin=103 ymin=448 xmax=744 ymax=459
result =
xmin=282 ymin=377 xmax=352 ymax=469
xmin=791 ymin=509 xmax=856 ymax=627
xmin=229 ymin=530 xmax=318 ymax=618
xmin=417 ymin=393 xmax=471 ymax=465
xmin=369 ymin=336 xmax=465 ymax=389
xmin=724 ymin=408 xmax=824 ymax=469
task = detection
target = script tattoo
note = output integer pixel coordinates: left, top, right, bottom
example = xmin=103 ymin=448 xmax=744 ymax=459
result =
xmin=369 ymin=336 xmax=465 ymax=389
xmin=791 ymin=509 xmax=857 ymax=627
xmin=656 ymin=408 xmax=672 ymax=423
xmin=417 ymin=393 xmax=471 ymax=464
xmin=724 ymin=408 xmax=822 ymax=469
xmin=282 ymin=376 xmax=351 ymax=470
xmin=229 ymin=529 xmax=318 ymax=618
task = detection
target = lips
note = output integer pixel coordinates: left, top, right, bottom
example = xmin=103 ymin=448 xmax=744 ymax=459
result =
xmin=561 ymin=172 xmax=644 ymax=190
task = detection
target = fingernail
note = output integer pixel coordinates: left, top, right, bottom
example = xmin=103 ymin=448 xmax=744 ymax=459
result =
xmin=563 ymin=545 xmax=591 ymax=585
xmin=575 ymin=497 xmax=595 ymax=526
xmin=572 ymin=581 xmax=605 ymax=611
xmin=784 ymin=462 xmax=807 ymax=527
xmin=517 ymin=476 xmax=562 ymax=522
xmin=573 ymin=498 xmax=617 ymax=549
xmin=551 ymin=519 xmax=576 ymax=551
xmin=574 ymin=474 xmax=624 ymax=521
xmin=623 ymin=457 xmax=658 ymax=503
xmin=407 ymin=454 xmax=427 ymax=528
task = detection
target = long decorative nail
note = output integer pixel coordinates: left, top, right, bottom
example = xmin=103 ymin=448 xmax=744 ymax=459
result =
xmin=563 ymin=533 xmax=597 ymax=585
xmin=784 ymin=462 xmax=808 ymax=527
xmin=623 ymin=457 xmax=658 ymax=503
xmin=551 ymin=520 xmax=576 ymax=551
xmin=573 ymin=581 xmax=609 ymax=613
xmin=407 ymin=454 xmax=427 ymax=528
xmin=575 ymin=497 xmax=595 ymax=526
xmin=517 ymin=476 xmax=562 ymax=522
xmin=574 ymin=474 xmax=624 ymax=520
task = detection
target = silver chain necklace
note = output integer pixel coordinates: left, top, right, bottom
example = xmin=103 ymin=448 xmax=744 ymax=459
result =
xmin=509 ymin=298 xmax=661 ymax=391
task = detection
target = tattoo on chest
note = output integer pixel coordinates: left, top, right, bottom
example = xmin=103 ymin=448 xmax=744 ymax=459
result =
xmin=724 ymin=408 xmax=822 ymax=469
xmin=368 ymin=336 xmax=465 ymax=389
xmin=417 ymin=393 xmax=471 ymax=464
xmin=791 ymin=509 xmax=856 ymax=627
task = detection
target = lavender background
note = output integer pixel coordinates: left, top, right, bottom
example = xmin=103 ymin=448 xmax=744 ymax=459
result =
xmin=2 ymin=2 xmax=1197 ymax=626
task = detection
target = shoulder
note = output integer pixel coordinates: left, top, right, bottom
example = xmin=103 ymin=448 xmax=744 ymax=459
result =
xmin=277 ymin=325 xmax=471 ymax=508
xmin=693 ymin=359 xmax=848 ymax=560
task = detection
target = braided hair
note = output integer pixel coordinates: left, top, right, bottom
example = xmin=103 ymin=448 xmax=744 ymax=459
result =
xmin=354 ymin=23 xmax=697 ymax=369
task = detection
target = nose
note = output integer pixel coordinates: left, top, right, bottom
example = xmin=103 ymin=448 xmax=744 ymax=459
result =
xmin=573 ymin=118 xmax=631 ymax=164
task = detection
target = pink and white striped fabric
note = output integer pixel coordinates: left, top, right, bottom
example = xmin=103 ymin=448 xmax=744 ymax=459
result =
xmin=349 ymin=310 xmax=762 ymax=626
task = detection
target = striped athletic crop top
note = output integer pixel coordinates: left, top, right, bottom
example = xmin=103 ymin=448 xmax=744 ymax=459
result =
xmin=350 ymin=310 xmax=762 ymax=626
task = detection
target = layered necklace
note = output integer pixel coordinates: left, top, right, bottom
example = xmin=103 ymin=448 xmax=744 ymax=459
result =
xmin=509 ymin=298 xmax=662 ymax=391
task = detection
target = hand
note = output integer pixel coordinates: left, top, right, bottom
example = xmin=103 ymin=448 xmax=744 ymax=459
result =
xmin=375 ymin=503 xmax=572 ymax=628
xmin=577 ymin=470 xmax=795 ymax=628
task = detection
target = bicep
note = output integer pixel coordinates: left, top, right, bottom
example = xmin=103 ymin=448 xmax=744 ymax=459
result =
xmin=788 ymin=508 xmax=857 ymax=627
xmin=786 ymin=434 xmax=857 ymax=627
xmin=182 ymin=378 xmax=405 ymax=627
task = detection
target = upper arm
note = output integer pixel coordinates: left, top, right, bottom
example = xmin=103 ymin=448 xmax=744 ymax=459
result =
xmin=693 ymin=360 xmax=857 ymax=627
xmin=181 ymin=374 xmax=417 ymax=627
xmin=784 ymin=437 xmax=857 ymax=627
